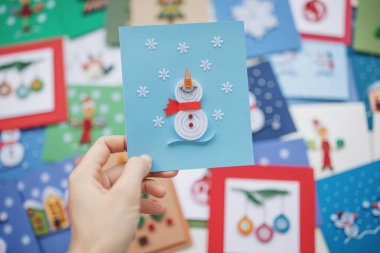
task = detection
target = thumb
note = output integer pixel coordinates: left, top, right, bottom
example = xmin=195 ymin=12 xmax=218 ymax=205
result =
xmin=111 ymin=155 xmax=152 ymax=197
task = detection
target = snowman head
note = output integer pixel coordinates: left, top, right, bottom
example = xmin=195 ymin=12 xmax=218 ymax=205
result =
xmin=175 ymin=69 xmax=203 ymax=102
xmin=335 ymin=212 xmax=357 ymax=228
xmin=1 ymin=129 xmax=21 ymax=143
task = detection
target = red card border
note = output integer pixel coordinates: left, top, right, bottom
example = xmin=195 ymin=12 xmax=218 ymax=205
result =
xmin=301 ymin=0 xmax=352 ymax=45
xmin=0 ymin=38 xmax=67 ymax=130
xmin=208 ymin=166 xmax=315 ymax=253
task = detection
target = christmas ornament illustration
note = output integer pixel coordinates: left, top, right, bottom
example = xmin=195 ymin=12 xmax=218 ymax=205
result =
xmin=157 ymin=0 xmax=184 ymax=24
xmin=191 ymin=172 xmax=210 ymax=205
xmin=303 ymin=0 xmax=327 ymax=22
xmin=81 ymin=55 xmax=114 ymax=79
xmin=12 ymin=0 xmax=45 ymax=33
xmin=0 ymin=129 xmax=25 ymax=168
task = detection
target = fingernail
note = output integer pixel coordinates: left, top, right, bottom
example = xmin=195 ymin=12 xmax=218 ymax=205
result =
xmin=140 ymin=154 xmax=152 ymax=165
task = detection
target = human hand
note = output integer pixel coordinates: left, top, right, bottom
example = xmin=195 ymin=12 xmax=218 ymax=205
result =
xmin=68 ymin=136 xmax=178 ymax=253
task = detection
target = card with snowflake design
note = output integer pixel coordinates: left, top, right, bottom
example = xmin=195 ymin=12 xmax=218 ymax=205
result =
xmin=213 ymin=0 xmax=300 ymax=58
xmin=119 ymin=22 xmax=254 ymax=171
xmin=0 ymin=183 xmax=41 ymax=253
xmin=317 ymin=161 xmax=380 ymax=253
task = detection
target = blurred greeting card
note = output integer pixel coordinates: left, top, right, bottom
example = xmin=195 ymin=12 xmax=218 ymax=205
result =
xmin=270 ymin=40 xmax=350 ymax=100
xmin=208 ymin=166 xmax=315 ymax=253
xmin=289 ymin=0 xmax=351 ymax=44
xmin=213 ymin=0 xmax=300 ymax=58
xmin=0 ymin=38 xmax=67 ymax=130
xmin=318 ymin=161 xmax=380 ymax=253
xmin=353 ymin=0 xmax=380 ymax=56
xmin=119 ymin=22 xmax=254 ymax=171
xmin=290 ymin=103 xmax=372 ymax=179
xmin=105 ymin=0 xmax=130 ymax=46
xmin=372 ymin=113 xmax=380 ymax=161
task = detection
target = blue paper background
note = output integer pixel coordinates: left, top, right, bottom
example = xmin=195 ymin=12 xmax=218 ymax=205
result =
xmin=213 ymin=0 xmax=300 ymax=58
xmin=120 ymin=22 xmax=254 ymax=171
xmin=318 ymin=162 xmax=380 ymax=253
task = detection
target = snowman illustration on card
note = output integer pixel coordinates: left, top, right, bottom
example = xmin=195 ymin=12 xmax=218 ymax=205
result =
xmin=0 ymin=129 xmax=25 ymax=168
xmin=163 ymin=69 xmax=215 ymax=144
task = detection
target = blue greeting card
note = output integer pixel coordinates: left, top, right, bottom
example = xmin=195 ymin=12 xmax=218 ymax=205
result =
xmin=213 ymin=0 xmax=300 ymax=58
xmin=248 ymin=62 xmax=296 ymax=141
xmin=119 ymin=22 xmax=254 ymax=171
xmin=17 ymin=159 xmax=75 ymax=253
xmin=318 ymin=161 xmax=380 ymax=253
xmin=351 ymin=52 xmax=380 ymax=129
xmin=270 ymin=40 xmax=350 ymax=100
xmin=0 ymin=183 xmax=41 ymax=253
xmin=0 ymin=128 xmax=45 ymax=181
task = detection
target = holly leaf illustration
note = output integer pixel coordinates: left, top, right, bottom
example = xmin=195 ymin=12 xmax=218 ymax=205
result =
xmin=232 ymin=188 xmax=289 ymax=206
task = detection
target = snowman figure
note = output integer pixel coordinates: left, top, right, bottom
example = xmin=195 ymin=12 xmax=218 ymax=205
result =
xmin=164 ymin=69 xmax=208 ymax=141
xmin=81 ymin=55 xmax=114 ymax=79
xmin=372 ymin=200 xmax=380 ymax=216
xmin=249 ymin=92 xmax=265 ymax=133
xmin=331 ymin=211 xmax=359 ymax=238
xmin=0 ymin=129 xmax=25 ymax=167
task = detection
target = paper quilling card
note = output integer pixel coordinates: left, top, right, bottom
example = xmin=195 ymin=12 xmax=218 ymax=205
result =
xmin=290 ymin=103 xmax=372 ymax=179
xmin=0 ymin=38 xmax=67 ymax=130
xmin=289 ymin=0 xmax=351 ymax=44
xmin=119 ymin=22 xmax=254 ymax=171
xmin=270 ymin=40 xmax=350 ymax=100
xmin=208 ymin=166 xmax=315 ymax=253
xmin=213 ymin=0 xmax=300 ymax=58
xmin=318 ymin=161 xmax=380 ymax=253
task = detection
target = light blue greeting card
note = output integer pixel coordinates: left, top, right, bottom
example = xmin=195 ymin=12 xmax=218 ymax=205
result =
xmin=270 ymin=40 xmax=350 ymax=100
xmin=213 ymin=0 xmax=300 ymax=58
xmin=119 ymin=22 xmax=254 ymax=171
xmin=318 ymin=161 xmax=380 ymax=253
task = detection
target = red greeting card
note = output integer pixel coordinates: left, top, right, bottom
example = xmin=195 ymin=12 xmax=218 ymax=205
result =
xmin=0 ymin=38 xmax=67 ymax=130
xmin=208 ymin=166 xmax=315 ymax=253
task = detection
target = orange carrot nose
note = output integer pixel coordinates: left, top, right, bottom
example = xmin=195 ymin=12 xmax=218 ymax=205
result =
xmin=184 ymin=68 xmax=193 ymax=89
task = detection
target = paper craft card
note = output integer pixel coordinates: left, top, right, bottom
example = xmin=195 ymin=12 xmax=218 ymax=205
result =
xmin=44 ymin=86 xmax=125 ymax=161
xmin=0 ymin=0 xmax=63 ymax=46
xmin=372 ymin=113 xmax=380 ymax=161
xmin=105 ymin=0 xmax=130 ymax=46
xmin=0 ymin=128 xmax=45 ymax=182
xmin=317 ymin=161 xmax=380 ymax=253
xmin=17 ymin=158 xmax=75 ymax=253
xmin=270 ymin=40 xmax=350 ymax=100
xmin=353 ymin=0 xmax=380 ymax=56
xmin=119 ymin=22 xmax=254 ymax=171
xmin=351 ymin=52 xmax=380 ymax=129
xmin=0 ymin=183 xmax=41 ymax=253
xmin=213 ymin=0 xmax=300 ymax=58
xmin=129 ymin=0 xmax=210 ymax=26
xmin=290 ymin=103 xmax=372 ymax=179
xmin=56 ymin=0 xmax=106 ymax=38
xmin=0 ymin=38 xmax=67 ymax=130
xmin=65 ymin=29 xmax=122 ymax=86
xmin=289 ymin=0 xmax=351 ymax=44
xmin=128 ymin=178 xmax=192 ymax=252
xmin=248 ymin=62 xmax=296 ymax=141
xmin=208 ymin=166 xmax=315 ymax=253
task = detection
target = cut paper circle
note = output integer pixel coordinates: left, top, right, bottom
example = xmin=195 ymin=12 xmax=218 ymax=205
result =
xmin=168 ymin=131 xmax=215 ymax=146
xmin=174 ymin=111 xmax=208 ymax=141
xmin=175 ymin=79 xmax=203 ymax=102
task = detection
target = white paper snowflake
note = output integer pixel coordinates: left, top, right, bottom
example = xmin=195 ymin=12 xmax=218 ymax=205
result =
xmin=153 ymin=116 xmax=164 ymax=128
xmin=145 ymin=38 xmax=158 ymax=50
xmin=40 ymin=173 xmax=50 ymax=183
xmin=64 ymin=163 xmax=74 ymax=174
xmin=211 ymin=36 xmax=223 ymax=48
xmin=177 ymin=42 xmax=189 ymax=54
xmin=221 ymin=82 xmax=233 ymax=94
xmin=0 ymin=212 xmax=8 ymax=222
xmin=136 ymin=86 xmax=149 ymax=98
xmin=17 ymin=181 xmax=25 ymax=192
xmin=259 ymin=157 xmax=270 ymax=166
xmin=200 ymin=59 xmax=212 ymax=71
xmin=231 ymin=0 xmax=279 ymax=39
xmin=31 ymin=188 xmax=40 ymax=198
xmin=21 ymin=235 xmax=31 ymax=246
xmin=63 ymin=132 xmax=73 ymax=144
xmin=60 ymin=179 xmax=68 ymax=189
xmin=4 ymin=197 xmax=13 ymax=208
xmin=3 ymin=224 xmax=13 ymax=235
xmin=158 ymin=68 xmax=170 ymax=80
xmin=111 ymin=91 xmax=122 ymax=102
xmin=279 ymin=148 xmax=290 ymax=159
xmin=212 ymin=109 xmax=224 ymax=121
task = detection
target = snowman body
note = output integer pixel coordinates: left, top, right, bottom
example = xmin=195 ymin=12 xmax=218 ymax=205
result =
xmin=0 ymin=129 xmax=25 ymax=167
xmin=174 ymin=79 xmax=208 ymax=141
xmin=249 ymin=92 xmax=265 ymax=133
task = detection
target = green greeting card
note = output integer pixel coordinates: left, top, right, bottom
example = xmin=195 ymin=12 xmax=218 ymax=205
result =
xmin=353 ymin=0 xmax=380 ymax=55
xmin=43 ymin=86 xmax=125 ymax=161
xmin=0 ymin=0 xmax=63 ymax=46
xmin=105 ymin=0 xmax=130 ymax=46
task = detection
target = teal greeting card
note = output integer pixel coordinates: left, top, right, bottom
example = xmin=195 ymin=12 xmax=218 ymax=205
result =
xmin=119 ymin=22 xmax=254 ymax=171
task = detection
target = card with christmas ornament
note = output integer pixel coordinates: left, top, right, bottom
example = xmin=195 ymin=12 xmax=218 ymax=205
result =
xmin=208 ymin=165 xmax=315 ymax=253
xmin=0 ymin=182 xmax=42 ymax=253
xmin=65 ymin=29 xmax=122 ymax=86
xmin=213 ymin=0 xmax=300 ymax=58
xmin=119 ymin=22 xmax=254 ymax=171
xmin=129 ymin=0 xmax=210 ymax=26
xmin=289 ymin=0 xmax=351 ymax=44
xmin=0 ymin=38 xmax=67 ymax=131
xmin=270 ymin=40 xmax=350 ymax=100
xmin=317 ymin=161 xmax=380 ymax=253
xmin=247 ymin=61 xmax=296 ymax=141
xmin=43 ymin=86 xmax=125 ymax=162
xmin=290 ymin=103 xmax=372 ymax=179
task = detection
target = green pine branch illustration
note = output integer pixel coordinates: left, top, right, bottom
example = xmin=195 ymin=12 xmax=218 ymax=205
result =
xmin=0 ymin=60 xmax=36 ymax=72
xmin=232 ymin=188 xmax=289 ymax=206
